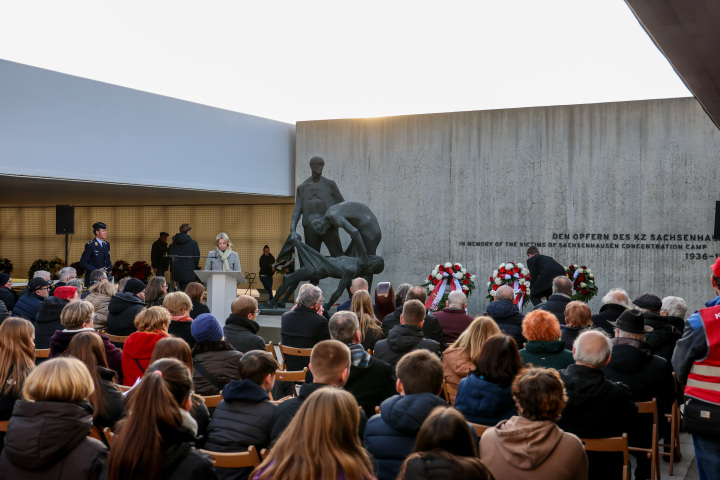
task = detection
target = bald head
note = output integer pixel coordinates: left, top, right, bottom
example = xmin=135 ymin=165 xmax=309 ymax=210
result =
xmin=573 ymin=330 xmax=612 ymax=369
xmin=602 ymin=288 xmax=631 ymax=308
xmin=495 ymin=285 xmax=515 ymax=302
xmin=552 ymin=276 xmax=573 ymax=296
xmin=350 ymin=277 xmax=368 ymax=294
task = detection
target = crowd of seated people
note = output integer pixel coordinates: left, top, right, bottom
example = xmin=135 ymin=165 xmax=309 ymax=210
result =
xmin=0 ymin=269 xmax=705 ymax=480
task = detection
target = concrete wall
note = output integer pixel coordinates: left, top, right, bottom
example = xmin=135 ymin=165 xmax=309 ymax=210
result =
xmin=0 ymin=60 xmax=295 ymax=196
xmin=296 ymin=98 xmax=720 ymax=315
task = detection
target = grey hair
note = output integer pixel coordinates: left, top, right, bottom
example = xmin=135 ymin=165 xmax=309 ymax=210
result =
xmin=447 ymin=290 xmax=467 ymax=308
xmin=573 ymin=330 xmax=612 ymax=369
xmin=351 ymin=277 xmax=368 ymax=292
xmin=552 ymin=276 xmax=573 ymax=296
xmin=661 ymin=296 xmax=688 ymax=319
xmin=616 ymin=328 xmax=645 ymax=342
xmin=602 ymin=288 xmax=631 ymax=308
xmin=65 ymin=279 xmax=84 ymax=295
xmin=216 ymin=232 xmax=233 ymax=249
xmin=33 ymin=270 xmax=51 ymax=280
xmin=329 ymin=311 xmax=360 ymax=344
xmin=298 ymin=285 xmax=322 ymax=307
xmin=58 ymin=267 xmax=77 ymax=282
xmin=394 ymin=283 xmax=413 ymax=307
xmin=495 ymin=285 xmax=515 ymax=302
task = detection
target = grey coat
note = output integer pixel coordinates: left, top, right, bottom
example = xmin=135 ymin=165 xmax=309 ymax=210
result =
xmin=204 ymin=250 xmax=241 ymax=273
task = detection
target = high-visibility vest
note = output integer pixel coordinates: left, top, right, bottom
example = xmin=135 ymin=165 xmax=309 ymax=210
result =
xmin=685 ymin=304 xmax=720 ymax=405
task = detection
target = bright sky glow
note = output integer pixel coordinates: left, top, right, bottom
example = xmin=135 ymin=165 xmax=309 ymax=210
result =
xmin=0 ymin=1 xmax=691 ymax=124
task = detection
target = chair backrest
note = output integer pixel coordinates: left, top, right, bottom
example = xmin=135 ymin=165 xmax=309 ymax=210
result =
xmin=88 ymin=425 xmax=103 ymax=441
xmin=278 ymin=343 xmax=312 ymax=370
xmin=581 ymin=433 xmax=629 ymax=480
xmin=375 ymin=406 xmax=381 ymax=415
xmin=106 ymin=334 xmax=130 ymax=344
xmin=199 ymin=445 xmax=262 ymax=469
xmin=442 ymin=379 xmax=458 ymax=405
xmin=635 ymin=398 xmax=659 ymax=425
xmin=200 ymin=394 xmax=223 ymax=409
xmin=275 ymin=367 xmax=308 ymax=384
xmin=35 ymin=348 xmax=50 ymax=358
xmin=0 ymin=420 xmax=8 ymax=432
xmin=469 ymin=422 xmax=491 ymax=437
xmin=103 ymin=427 xmax=116 ymax=447
xmin=265 ymin=341 xmax=278 ymax=361
xmin=115 ymin=384 xmax=132 ymax=393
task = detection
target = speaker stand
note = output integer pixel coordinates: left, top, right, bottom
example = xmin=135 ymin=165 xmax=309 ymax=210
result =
xmin=65 ymin=234 xmax=70 ymax=267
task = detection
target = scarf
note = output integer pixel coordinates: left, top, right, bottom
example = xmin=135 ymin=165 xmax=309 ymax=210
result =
xmin=216 ymin=247 xmax=233 ymax=271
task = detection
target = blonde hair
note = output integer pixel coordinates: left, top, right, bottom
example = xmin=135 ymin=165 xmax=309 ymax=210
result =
xmin=89 ymin=280 xmax=116 ymax=297
xmin=60 ymin=300 xmax=95 ymax=329
xmin=23 ymin=357 xmax=94 ymax=402
xmin=451 ymin=316 xmax=501 ymax=361
xmin=350 ymin=290 xmax=383 ymax=342
xmin=162 ymin=292 xmax=192 ymax=315
xmin=0 ymin=317 xmax=35 ymax=396
xmin=253 ymin=388 xmax=373 ymax=480
xmin=216 ymin=232 xmax=233 ymax=249
xmin=134 ymin=306 xmax=171 ymax=332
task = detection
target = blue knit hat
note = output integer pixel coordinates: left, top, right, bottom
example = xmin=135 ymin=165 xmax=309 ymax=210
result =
xmin=191 ymin=313 xmax=223 ymax=343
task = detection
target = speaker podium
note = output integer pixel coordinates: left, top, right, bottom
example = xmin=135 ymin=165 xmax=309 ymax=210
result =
xmin=194 ymin=270 xmax=244 ymax=327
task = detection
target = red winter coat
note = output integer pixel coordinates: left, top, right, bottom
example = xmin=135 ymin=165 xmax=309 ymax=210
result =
xmin=122 ymin=330 xmax=168 ymax=386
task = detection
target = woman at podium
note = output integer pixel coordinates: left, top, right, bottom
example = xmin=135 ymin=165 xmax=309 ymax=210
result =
xmin=204 ymin=233 xmax=241 ymax=272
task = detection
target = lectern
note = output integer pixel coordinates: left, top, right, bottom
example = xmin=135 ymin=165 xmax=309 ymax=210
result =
xmin=194 ymin=270 xmax=244 ymax=327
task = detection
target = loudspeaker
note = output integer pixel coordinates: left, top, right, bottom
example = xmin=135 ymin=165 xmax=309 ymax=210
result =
xmin=56 ymin=205 xmax=75 ymax=235
xmin=715 ymin=201 xmax=720 ymax=240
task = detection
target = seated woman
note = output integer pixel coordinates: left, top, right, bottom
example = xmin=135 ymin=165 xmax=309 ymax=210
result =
xmin=204 ymin=233 xmax=241 ymax=272
xmin=85 ymin=281 xmax=116 ymax=331
xmin=397 ymin=406 xmax=494 ymax=479
xmin=350 ymin=290 xmax=384 ymax=351
xmin=144 ymin=276 xmax=168 ymax=308
xmin=252 ymin=388 xmax=374 ymax=480
xmin=0 ymin=317 xmax=35 ymax=450
xmin=163 ymin=292 xmax=196 ymax=348
xmin=66 ymin=331 xmax=124 ymax=429
xmin=121 ymin=307 xmax=170 ymax=386
xmin=185 ymin=282 xmax=210 ymax=320
xmin=443 ymin=316 xmax=501 ymax=404
xmin=479 ymin=367 xmax=588 ymax=480
xmin=455 ymin=334 xmax=522 ymax=425
xmin=49 ymin=300 xmax=123 ymax=379
xmin=106 ymin=358 xmax=217 ymax=480
xmin=561 ymin=301 xmax=593 ymax=350
xmin=190 ymin=313 xmax=242 ymax=396
xmin=519 ymin=310 xmax=574 ymax=370
xmin=0 ymin=357 xmax=107 ymax=478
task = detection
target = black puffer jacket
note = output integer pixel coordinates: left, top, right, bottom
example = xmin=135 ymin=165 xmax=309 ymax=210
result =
xmin=33 ymin=296 xmax=69 ymax=349
xmin=398 ymin=450 xmax=493 ymax=480
xmin=374 ymin=325 xmax=441 ymax=368
xmin=94 ymin=366 xmax=125 ymax=429
xmin=12 ymin=292 xmax=44 ymax=321
xmin=169 ymin=233 xmax=200 ymax=283
xmin=0 ymin=400 xmax=107 ymax=479
xmin=192 ymin=341 xmax=242 ymax=396
xmin=106 ymin=293 xmax=145 ymax=336
xmin=223 ymin=314 xmax=265 ymax=353
xmin=205 ymin=379 xmax=275 ymax=480
xmin=485 ymin=299 xmax=525 ymax=348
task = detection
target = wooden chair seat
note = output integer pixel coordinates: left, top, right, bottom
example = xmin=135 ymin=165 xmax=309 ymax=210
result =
xmin=581 ymin=433 xmax=630 ymax=480
xmin=198 ymin=445 xmax=261 ymax=469
xmin=275 ymin=368 xmax=308 ymax=395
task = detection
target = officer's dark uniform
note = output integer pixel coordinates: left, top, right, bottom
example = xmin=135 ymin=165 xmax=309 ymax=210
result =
xmin=80 ymin=222 xmax=112 ymax=287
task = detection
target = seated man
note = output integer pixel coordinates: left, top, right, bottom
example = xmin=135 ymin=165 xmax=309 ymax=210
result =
xmin=381 ymin=286 xmax=446 ymax=349
xmin=205 ymin=350 xmax=279 ymax=480
xmin=591 ymin=288 xmax=631 ymax=336
xmin=106 ymin=278 xmax=146 ymax=336
xmin=329 ymin=311 xmax=397 ymax=414
xmin=270 ymin=339 xmax=365 ymax=440
xmin=558 ymin=330 xmax=637 ymax=480
xmin=13 ymin=277 xmax=52 ymax=321
xmin=363 ymin=349 xmax=448 ymax=480
xmin=223 ymin=295 xmax=266 ymax=353
xmin=279 ymin=285 xmax=330 ymax=371
xmin=635 ymin=293 xmax=684 ymax=364
xmin=336 ymin=277 xmax=379 ymax=317
xmin=374 ymin=300 xmax=442 ymax=368
xmin=533 ymin=276 xmax=573 ymax=325
xmin=485 ymin=285 xmax=525 ymax=348
xmin=432 ymin=290 xmax=474 ymax=345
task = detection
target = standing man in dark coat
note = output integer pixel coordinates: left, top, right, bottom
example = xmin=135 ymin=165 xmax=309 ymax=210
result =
xmin=79 ymin=222 xmax=111 ymax=288
xmin=526 ymin=246 xmax=566 ymax=306
xmin=533 ymin=276 xmax=574 ymax=325
xmin=168 ymin=223 xmax=200 ymax=292
xmin=258 ymin=245 xmax=276 ymax=302
xmin=151 ymin=232 xmax=170 ymax=278
xmin=591 ymin=288 xmax=631 ymax=336
xmin=279 ymin=285 xmax=330 ymax=371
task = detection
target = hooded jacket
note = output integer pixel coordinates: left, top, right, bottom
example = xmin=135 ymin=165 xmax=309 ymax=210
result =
xmin=223 ymin=314 xmax=266 ymax=353
xmin=643 ymin=312 xmax=683 ymax=364
xmin=479 ymin=416 xmax=587 ymax=480
xmin=0 ymin=400 xmax=107 ymax=480
xmin=106 ymin=292 xmax=146 ymax=336
xmin=454 ymin=374 xmax=516 ymax=425
xmin=168 ymin=232 xmax=200 ymax=283
xmin=12 ymin=292 xmax=44 ymax=321
xmin=33 ymin=296 xmax=69 ymax=349
xmin=122 ymin=330 xmax=168 ymax=386
xmin=373 ymin=325 xmax=441 ymax=368
xmin=364 ymin=392 xmax=448 ymax=480
xmin=485 ymin=300 xmax=526 ymax=348
xmin=49 ymin=329 xmax=123 ymax=381
xmin=520 ymin=340 xmax=574 ymax=370
xmin=345 ymin=355 xmax=397 ymax=416
xmin=205 ymin=379 xmax=275 ymax=480
xmin=192 ymin=341 xmax=242 ymax=396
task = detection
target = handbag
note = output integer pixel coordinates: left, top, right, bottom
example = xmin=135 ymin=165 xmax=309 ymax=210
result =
xmin=683 ymin=397 xmax=720 ymax=438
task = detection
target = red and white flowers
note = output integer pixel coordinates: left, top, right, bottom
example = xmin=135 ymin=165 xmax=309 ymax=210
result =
xmin=486 ymin=262 xmax=531 ymax=308
xmin=422 ymin=262 xmax=477 ymax=312
xmin=565 ymin=264 xmax=598 ymax=302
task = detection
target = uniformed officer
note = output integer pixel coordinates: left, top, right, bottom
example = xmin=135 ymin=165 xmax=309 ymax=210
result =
xmin=79 ymin=221 xmax=112 ymax=287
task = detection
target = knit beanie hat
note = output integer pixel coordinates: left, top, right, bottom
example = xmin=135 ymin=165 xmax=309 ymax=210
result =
xmin=191 ymin=313 xmax=223 ymax=343
xmin=125 ymin=278 xmax=146 ymax=295
xmin=53 ymin=286 xmax=78 ymax=300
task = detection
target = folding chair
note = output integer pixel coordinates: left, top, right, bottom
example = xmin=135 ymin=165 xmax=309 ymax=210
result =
xmin=275 ymin=368 xmax=308 ymax=396
xmin=469 ymin=422 xmax=491 ymax=437
xmin=629 ymin=399 xmax=661 ymax=480
xmin=442 ymin=379 xmax=458 ymax=406
xmin=200 ymin=394 xmax=223 ymax=409
xmin=581 ymin=433 xmax=630 ymax=480
xmin=103 ymin=427 xmax=116 ymax=447
xmin=199 ymin=445 xmax=262 ymax=469
xmin=35 ymin=348 xmax=50 ymax=359
xmin=116 ymin=384 xmax=132 ymax=393
xmin=0 ymin=421 xmax=7 ymax=432
xmin=278 ymin=343 xmax=312 ymax=371
xmin=105 ymin=334 xmax=130 ymax=345
xmin=659 ymin=400 xmax=682 ymax=475
xmin=265 ymin=341 xmax=278 ymax=361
